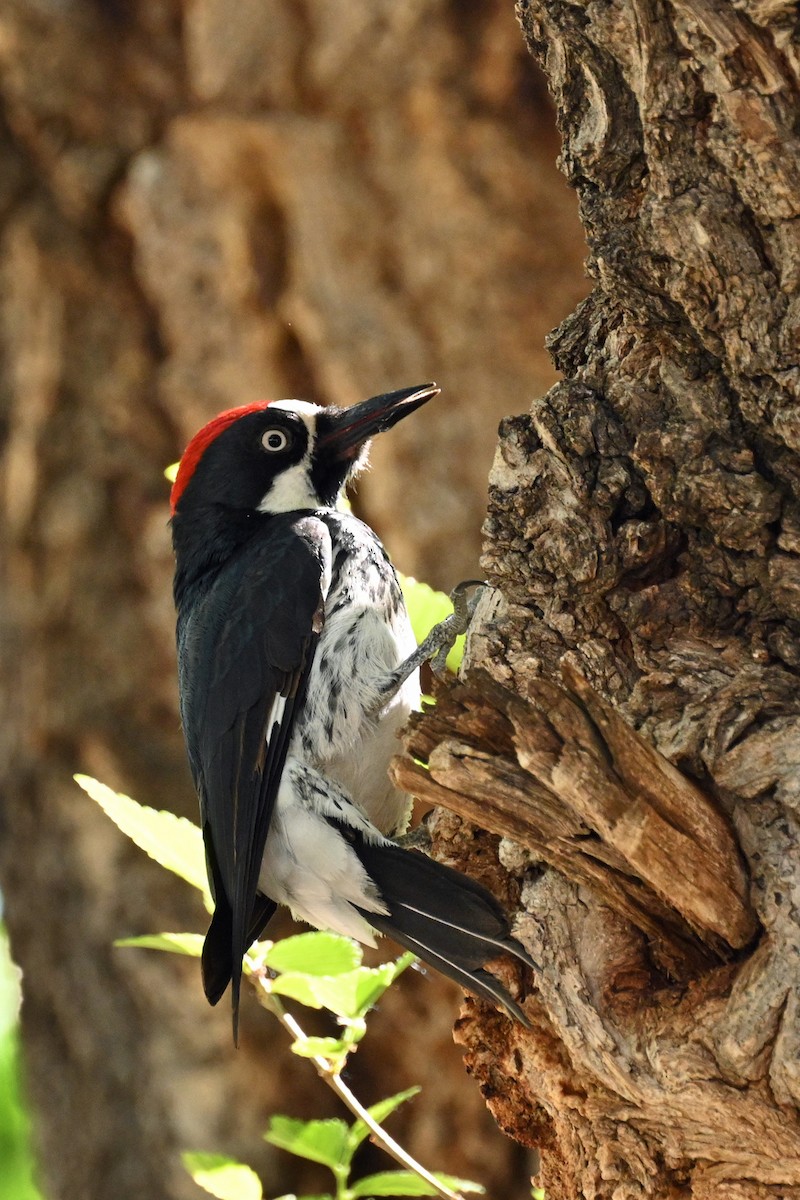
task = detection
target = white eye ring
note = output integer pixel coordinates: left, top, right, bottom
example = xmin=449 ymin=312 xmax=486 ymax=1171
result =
xmin=261 ymin=428 xmax=291 ymax=453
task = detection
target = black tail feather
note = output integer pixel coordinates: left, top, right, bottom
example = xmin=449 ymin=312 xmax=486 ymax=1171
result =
xmin=201 ymin=891 xmax=277 ymax=1041
xmin=365 ymin=911 xmax=533 ymax=1027
xmin=353 ymin=838 xmax=535 ymax=1025
xmin=201 ymin=823 xmax=278 ymax=1043
xmin=202 ymin=898 xmax=235 ymax=1008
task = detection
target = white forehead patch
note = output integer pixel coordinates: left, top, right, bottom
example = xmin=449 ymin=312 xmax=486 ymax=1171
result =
xmin=270 ymin=399 xmax=323 ymax=419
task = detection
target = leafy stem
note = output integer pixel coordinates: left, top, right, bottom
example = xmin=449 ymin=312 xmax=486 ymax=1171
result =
xmin=76 ymin=773 xmax=488 ymax=1200
xmin=251 ymin=965 xmax=465 ymax=1200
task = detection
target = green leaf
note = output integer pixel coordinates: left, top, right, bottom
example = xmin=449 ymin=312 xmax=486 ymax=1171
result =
xmin=399 ymin=577 xmax=465 ymax=674
xmin=350 ymin=1171 xmax=484 ymax=1197
xmin=268 ymin=973 xmax=327 ymax=1009
xmin=385 ymin=951 xmax=417 ymax=981
xmin=115 ymin=933 xmax=205 ymax=957
xmin=265 ymin=1116 xmax=352 ymax=1169
xmin=75 ymin=775 xmax=212 ymax=912
xmin=317 ymin=962 xmax=398 ymax=1018
xmin=271 ymin=962 xmax=394 ymax=1019
xmin=290 ymin=1035 xmax=349 ymax=1059
xmin=348 ymin=1088 xmax=421 ymax=1153
xmin=305 ymin=965 xmax=392 ymax=1018
xmin=263 ymin=932 xmax=362 ymax=976
xmin=270 ymin=953 xmax=413 ymax=1018
xmin=182 ymin=1152 xmax=263 ymax=1200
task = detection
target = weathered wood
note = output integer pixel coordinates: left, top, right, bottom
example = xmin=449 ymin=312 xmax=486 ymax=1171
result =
xmin=391 ymin=0 xmax=800 ymax=1195
xmin=394 ymin=666 xmax=756 ymax=980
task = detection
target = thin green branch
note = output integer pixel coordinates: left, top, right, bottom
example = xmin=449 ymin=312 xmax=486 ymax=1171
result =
xmin=250 ymin=966 xmax=465 ymax=1200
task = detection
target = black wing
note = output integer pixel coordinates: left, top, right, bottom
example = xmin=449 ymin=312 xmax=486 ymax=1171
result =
xmin=177 ymin=513 xmax=329 ymax=1040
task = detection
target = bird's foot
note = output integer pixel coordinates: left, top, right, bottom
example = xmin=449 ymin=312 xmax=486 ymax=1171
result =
xmin=427 ymin=579 xmax=486 ymax=677
xmin=394 ymin=821 xmax=433 ymax=853
xmin=374 ymin=581 xmax=489 ymax=709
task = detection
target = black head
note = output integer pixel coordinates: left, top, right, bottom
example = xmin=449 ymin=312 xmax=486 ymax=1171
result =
xmin=170 ymin=384 xmax=440 ymax=521
xmin=170 ymin=385 xmax=439 ymax=604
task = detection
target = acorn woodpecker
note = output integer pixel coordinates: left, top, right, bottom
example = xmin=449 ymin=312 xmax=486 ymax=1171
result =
xmin=170 ymin=383 xmax=534 ymax=1039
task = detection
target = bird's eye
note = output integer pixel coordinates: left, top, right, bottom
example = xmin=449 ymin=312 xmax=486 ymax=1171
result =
xmin=261 ymin=428 xmax=291 ymax=453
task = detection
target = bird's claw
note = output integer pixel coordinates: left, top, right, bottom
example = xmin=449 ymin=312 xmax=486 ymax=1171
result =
xmin=394 ymin=822 xmax=433 ymax=852
xmin=450 ymin=579 xmax=485 ymax=629
xmin=429 ymin=580 xmax=487 ymax=677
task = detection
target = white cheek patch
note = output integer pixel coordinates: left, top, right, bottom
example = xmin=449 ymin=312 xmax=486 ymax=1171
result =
xmin=258 ymin=461 xmax=318 ymax=513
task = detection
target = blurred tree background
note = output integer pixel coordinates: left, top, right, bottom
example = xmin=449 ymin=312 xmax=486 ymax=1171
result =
xmin=0 ymin=2 xmax=586 ymax=1198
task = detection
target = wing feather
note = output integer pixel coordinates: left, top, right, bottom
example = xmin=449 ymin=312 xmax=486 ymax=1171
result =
xmin=177 ymin=513 xmax=330 ymax=1038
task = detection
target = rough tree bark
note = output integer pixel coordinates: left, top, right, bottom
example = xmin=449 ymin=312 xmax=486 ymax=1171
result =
xmin=393 ymin=1 xmax=800 ymax=1197
xmin=0 ymin=3 xmax=585 ymax=1199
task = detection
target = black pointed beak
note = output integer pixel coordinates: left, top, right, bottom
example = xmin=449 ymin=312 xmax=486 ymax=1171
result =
xmin=317 ymin=383 xmax=440 ymax=460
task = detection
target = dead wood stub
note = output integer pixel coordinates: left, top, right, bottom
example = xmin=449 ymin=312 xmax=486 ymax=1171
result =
xmin=393 ymin=668 xmax=757 ymax=979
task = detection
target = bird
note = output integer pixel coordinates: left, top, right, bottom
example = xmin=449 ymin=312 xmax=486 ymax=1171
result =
xmin=170 ymin=382 xmax=535 ymax=1039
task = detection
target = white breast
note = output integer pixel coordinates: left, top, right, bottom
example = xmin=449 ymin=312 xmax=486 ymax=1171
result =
xmin=258 ymin=759 xmax=390 ymax=943
xmin=291 ymin=511 xmax=420 ymax=835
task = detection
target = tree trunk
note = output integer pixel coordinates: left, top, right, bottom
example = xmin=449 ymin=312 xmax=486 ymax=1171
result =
xmin=394 ymin=1 xmax=800 ymax=1197
xmin=0 ymin=2 xmax=585 ymax=1199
